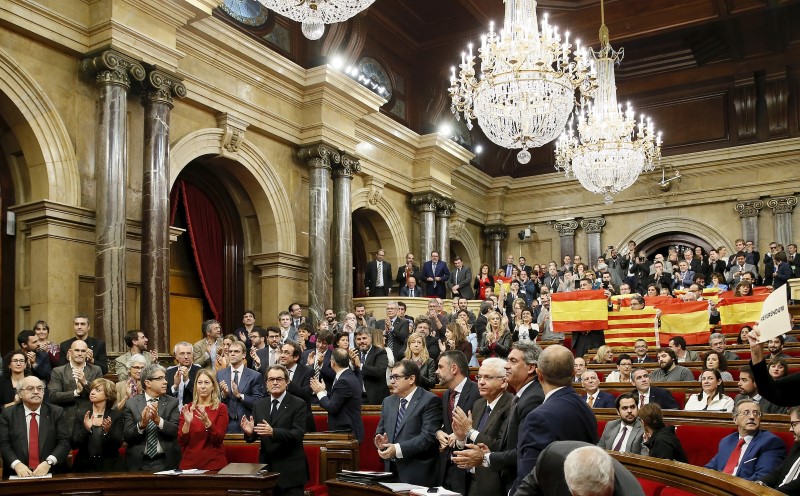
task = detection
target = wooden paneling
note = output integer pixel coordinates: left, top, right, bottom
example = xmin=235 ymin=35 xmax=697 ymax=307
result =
xmin=645 ymin=92 xmax=730 ymax=150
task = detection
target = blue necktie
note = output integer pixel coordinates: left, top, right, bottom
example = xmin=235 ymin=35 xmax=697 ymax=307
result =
xmin=477 ymin=405 xmax=491 ymax=432
xmin=394 ymin=398 xmax=408 ymax=438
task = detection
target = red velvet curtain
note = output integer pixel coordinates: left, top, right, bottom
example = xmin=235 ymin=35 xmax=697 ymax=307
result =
xmin=170 ymin=179 xmax=224 ymax=323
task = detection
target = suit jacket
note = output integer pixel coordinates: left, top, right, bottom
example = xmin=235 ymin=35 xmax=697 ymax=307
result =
xmin=377 ymin=317 xmax=410 ymax=362
xmin=705 ymin=429 xmax=786 ymax=481
xmin=48 ymin=362 xmax=104 ymax=432
xmin=70 ymin=406 xmax=124 ymax=472
xmin=365 ymin=259 xmax=393 ymax=294
xmin=122 ymin=393 xmax=181 ymax=471
xmin=358 ymin=346 xmax=390 ymax=405
xmin=468 ymin=392 xmax=514 ymax=496
xmin=256 ymin=346 xmax=282 ymax=374
xmin=762 ymin=442 xmax=800 ymax=492
xmin=319 ymin=368 xmax=364 ymax=441
xmin=396 ymin=264 xmax=422 ymax=289
xmin=422 ymin=260 xmax=450 ymax=298
xmin=0 ymin=402 xmax=71 ymax=478
xmin=514 ymin=387 xmax=598 ymax=493
xmin=633 ymin=355 xmax=657 ymax=364
xmin=165 ymin=363 xmax=202 ymax=408
xmin=598 ymin=418 xmax=644 ymax=454
xmin=439 ymin=380 xmax=481 ymax=490
xmin=399 ymin=286 xmax=424 ymax=297
xmin=285 ymin=362 xmax=316 ymax=432
xmin=217 ymin=366 xmax=266 ymax=433
xmin=514 ymin=441 xmax=645 ymax=496
xmin=192 ymin=337 xmax=224 ymax=369
xmin=28 ymin=349 xmax=53 ymax=383
xmin=59 ymin=337 xmax=108 ymax=374
xmin=303 ymin=348 xmax=336 ymax=392
xmin=632 ymin=387 xmax=680 ymax=410
xmin=751 ymin=359 xmax=800 ymax=408
xmin=244 ymin=393 xmax=309 ymax=489
xmin=582 ymin=391 xmax=616 ymax=409
xmin=448 ymin=266 xmax=475 ymax=299
xmin=376 ymin=387 xmax=443 ymax=487
xmin=727 ymin=262 xmax=758 ymax=284
xmin=774 ymin=261 xmax=794 ymax=289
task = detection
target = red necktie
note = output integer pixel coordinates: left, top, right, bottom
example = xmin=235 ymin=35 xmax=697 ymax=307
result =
xmin=29 ymin=412 xmax=40 ymax=468
xmin=723 ymin=438 xmax=746 ymax=474
xmin=639 ymin=394 xmax=645 ymax=408
xmin=448 ymin=389 xmax=457 ymax=425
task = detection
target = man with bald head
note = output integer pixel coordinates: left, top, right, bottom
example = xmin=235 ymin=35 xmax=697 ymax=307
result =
xmin=48 ymin=339 xmax=104 ymax=434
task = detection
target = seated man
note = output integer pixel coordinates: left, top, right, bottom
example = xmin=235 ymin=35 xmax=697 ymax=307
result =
xmin=767 ymin=335 xmax=791 ymax=360
xmin=573 ymin=357 xmax=586 ymax=383
xmin=705 ymin=399 xmax=785 ymax=480
xmin=735 ymin=366 xmax=788 ymax=415
xmin=598 ymin=393 xmax=644 ymax=454
xmin=631 ymin=368 xmax=679 ymax=410
xmin=668 ymin=336 xmax=700 ymax=363
xmin=649 ymin=348 xmax=694 ymax=383
xmin=709 ymin=332 xmax=740 ymax=361
xmin=580 ymin=371 xmax=615 ymax=408
xmin=632 ymin=339 xmax=656 ymax=364
xmin=758 ymin=406 xmax=800 ymax=492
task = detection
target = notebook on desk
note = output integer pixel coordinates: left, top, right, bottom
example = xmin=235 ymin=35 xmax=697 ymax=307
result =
xmin=217 ymin=463 xmax=269 ymax=475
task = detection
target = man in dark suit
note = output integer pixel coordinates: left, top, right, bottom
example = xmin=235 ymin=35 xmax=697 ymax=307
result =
xmin=580 ymin=370 xmax=615 ymax=409
xmin=311 ymin=348 xmax=364 ymax=441
xmin=376 ymin=301 xmax=410 ymax=362
xmin=217 ymin=341 xmax=266 ymax=433
xmin=375 ymin=359 xmax=443 ymax=486
xmin=256 ymin=326 xmax=283 ymax=374
xmin=598 ymin=393 xmax=644 ymax=454
xmin=0 ymin=376 xmax=71 ymax=478
xmin=123 ymin=364 xmax=181 ymax=471
xmin=398 ymin=276 xmax=423 ymax=297
xmin=447 ymin=256 xmax=474 ymax=299
xmin=302 ymin=329 xmax=336 ymax=392
xmin=473 ymin=300 xmax=492 ymax=345
xmin=242 ymin=365 xmax=309 ymax=496
xmin=633 ymin=339 xmax=657 ymax=364
xmin=631 ymin=367 xmax=679 ymax=410
xmin=58 ymin=314 xmax=108 ymax=374
xmin=435 ymin=350 xmax=480 ymax=494
xmin=279 ymin=341 xmax=315 ymax=432
xmin=354 ymin=328 xmax=389 ymax=405
xmin=18 ymin=329 xmax=52 ymax=383
xmin=165 ymin=341 xmax=201 ymax=410
xmin=759 ymin=406 xmax=800 ymax=491
xmin=773 ymin=251 xmax=794 ymax=292
xmin=48 ymin=339 xmax=104 ymax=434
xmin=422 ymin=250 xmax=450 ymax=298
xmin=365 ymin=249 xmax=393 ymax=297
xmin=514 ymin=345 xmax=598 ymax=494
xmin=396 ymin=252 xmax=422 ymax=295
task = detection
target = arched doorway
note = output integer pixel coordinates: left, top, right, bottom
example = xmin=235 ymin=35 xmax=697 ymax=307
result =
xmin=0 ymin=120 xmax=16 ymax=351
xmin=352 ymin=207 xmax=400 ymax=298
xmin=638 ymin=232 xmax=713 ymax=260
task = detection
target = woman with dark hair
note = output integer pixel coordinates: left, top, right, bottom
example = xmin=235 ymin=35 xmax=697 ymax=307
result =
xmin=683 ymin=369 xmax=734 ymax=412
xmin=640 ymin=403 xmax=688 ymax=462
xmin=646 ymin=284 xmax=659 ymax=297
xmin=734 ymin=280 xmax=753 ymax=296
xmin=737 ymin=325 xmax=753 ymax=345
xmin=474 ymin=264 xmax=494 ymax=300
xmin=768 ymin=357 xmax=789 ymax=379
xmin=33 ymin=320 xmax=60 ymax=367
xmin=706 ymin=272 xmax=728 ymax=292
xmin=440 ymin=321 xmax=473 ymax=365
xmin=703 ymin=351 xmax=733 ymax=381
xmin=1 ymin=350 xmax=29 ymax=408
xmin=71 ymin=378 xmax=124 ymax=472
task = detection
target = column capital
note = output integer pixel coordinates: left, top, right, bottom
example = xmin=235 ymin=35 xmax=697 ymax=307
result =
xmin=552 ymin=219 xmax=579 ymax=237
xmin=580 ymin=217 xmax=606 ymax=234
xmin=766 ymin=196 xmax=797 ymax=214
xmin=81 ymin=49 xmax=145 ymax=90
xmin=435 ymin=198 xmax=455 ymax=218
xmin=297 ymin=143 xmax=341 ymax=170
xmin=411 ymin=192 xmax=441 ymax=212
xmin=734 ymin=199 xmax=764 ymax=218
xmin=483 ymin=224 xmax=507 ymax=240
xmin=142 ymin=68 xmax=186 ymax=107
xmin=332 ymin=152 xmax=361 ymax=178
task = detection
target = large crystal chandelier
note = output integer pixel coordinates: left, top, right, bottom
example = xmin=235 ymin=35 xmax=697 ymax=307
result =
xmin=554 ymin=0 xmax=662 ymax=204
xmin=449 ymin=0 xmax=595 ymax=164
xmin=258 ymin=0 xmax=375 ymax=40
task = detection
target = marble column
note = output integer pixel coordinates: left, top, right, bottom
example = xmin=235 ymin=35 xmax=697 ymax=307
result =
xmin=767 ymin=196 xmax=797 ymax=247
xmin=483 ymin=225 xmax=508 ymax=272
xmin=734 ymin=200 xmax=764 ymax=248
xmin=140 ymin=69 xmax=186 ymax=354
xmin=580 ymin=217 xmax=606 ymax=266
xmin=298 ymin=144 xmax=339 ymax=326
xmin=552 ymin=219 xmax=580 ymax=260
xmin=331 ymin=153 xmax=360 ymax=319
xmin=411 ymin=193 xmax=439 ymax=260
xmin=80 ymin=50 xmax=144 ymax=352
xmin=435 ymin=199 xmax=455 ymax=263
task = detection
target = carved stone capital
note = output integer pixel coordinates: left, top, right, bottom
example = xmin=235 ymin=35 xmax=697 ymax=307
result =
xmin=580 ymin=217 xmax=606 ymax=234
xmin=364 ymin=177 xmax=384 ymax=208
xmin=332 ymin=152 xmax=361 ymax=179
xmin=450 ymin=217 xmax=466 ymax=236
xmin=436 ymin=198 xmax=455 ymax=217
xmin=734 ymin=200 xmax=764 ymax=218
xmin=216 ymin=113 xmax=250 ymax=154
xmin=483 ymin=225 xmax=508 ymax=241
xmin=298 ymin=143 xmax=341 ymax=170
xmin=767 ymin=196 xmax=797 ymax=214
xmin=552 ymin=219 xmax=579 ymax=237
xmin=142 ymin=68 xmax=186 ymax=107
xmin=81 ymin=50 xmax=145 ymax=90
xmin=411 ymin=192 xmax=441 ymax=213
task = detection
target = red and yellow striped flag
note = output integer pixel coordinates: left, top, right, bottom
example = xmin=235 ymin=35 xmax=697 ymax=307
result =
xmin=605 ymin=308 xmax=658 ymax=347
xmin=645 ymin=296 xmax=679 ymax=308
xmin=610 ymin=293 xmax=638 ymax=309
xmin=717 ymin=294 xmax=769 ymax=334
xmin=494 ymin=276 xmax=512 ymax=295
xmin=551 ymin=290 xmax=608 ymax=332
xmin=658 ymin=300 xmax=711 ymax=346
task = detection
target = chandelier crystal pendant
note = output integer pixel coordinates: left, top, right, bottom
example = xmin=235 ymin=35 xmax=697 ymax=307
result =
xmin=554 ymin=0 xmax=662 ymax=204
xmin=258 ymin=0 xmax=375 ymax=40
xmin=448 ymin=0 xmax=596 ymax=164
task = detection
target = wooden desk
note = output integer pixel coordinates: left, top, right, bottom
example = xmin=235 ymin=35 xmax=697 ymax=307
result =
xmin=0 ymin=471 xmax=278 ymax=495
xmin=325 ymin=479 xmax=399 ymax=496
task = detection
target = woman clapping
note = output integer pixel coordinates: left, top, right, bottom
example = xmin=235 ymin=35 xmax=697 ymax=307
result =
xmin=178 ymin=369 xmax=229 ymax=470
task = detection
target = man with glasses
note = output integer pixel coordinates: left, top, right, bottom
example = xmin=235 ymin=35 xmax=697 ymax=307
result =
xmin=218 ymin=341 xmax=265 ymax=433
xmin=705 ymin=399 xmax=785 ymax=480
xmin=0 ymin=376 xmax=70 ymax=478
xmin=255 ymin=326 xmax=283 ymax=374
xmin=311 ymin=348 xmax=364 ymax=441
xmin=632 ymin=339 xmax=656 ymax=364
xmin=165 ymin=342 xmax=201 ymax=410
xmin=48 ymin=339 xmax=103 ymax=434
xmin=631 ymin=368 xmax=678 ymax=410
xmin=758 ymin=407 xmax=800 ymax=491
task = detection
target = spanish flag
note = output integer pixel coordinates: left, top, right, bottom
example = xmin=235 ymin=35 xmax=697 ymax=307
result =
xmin=717 ymin=294 xmax=769 ymax=335
xmin=658 ymin=300 xmax=711 ymax=346
xmin=551 ymin=290 xmax=608 ymax=333
xmin=605 ymin=308 xmax=658 ymax=347
xmin=610 ymin=293 xmax=638 ymax=309
xmin=645 ymin=296 xmax=679 ymax=308
xmin=494 ymin=276 xmax=512 ymax=295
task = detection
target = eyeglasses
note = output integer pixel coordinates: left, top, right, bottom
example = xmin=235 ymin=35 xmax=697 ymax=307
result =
xmin=10 ymin=359 xmax=26 ymax=363
xmin=736 ymin=409 xmax=762 ymax=418
xmin=790 ymin=421 xmax=799 ymax=429
xmin=130 ymin=365 xmax=145 ymax=370
xmin=475 ymin=375 xmax=504 ymax=382
xmin=149 ymin=376 xmax=166 ymax=381
xmin=22 ymin=386 xmax=44 ymax=393
xmin=266 ymin=377 xmax=286 ymax=383
xmin=389 ymin=375 xmax=410 ymax=382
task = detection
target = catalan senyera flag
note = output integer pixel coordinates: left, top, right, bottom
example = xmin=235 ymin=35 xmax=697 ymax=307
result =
xmin=605 ymin=308 xmax=658 ymax=347
xmin=717 ymin=294 xmax=769 ymax=335
xmin=551 ymin=290 xmax=608 ymax=333
xmin=658 ymin=300 xmax=711 ymax=346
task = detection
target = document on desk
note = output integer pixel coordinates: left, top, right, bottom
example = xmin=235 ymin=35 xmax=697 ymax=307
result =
xmin=9 ymin=474 xmax=53 ymax=480
xmin=378 ymin=482 xmax=428 ymax=492
xmin=154 ymin=469 xmax=209 ymax=475
xmin=409 ymin=487 xmax=459 ymax=496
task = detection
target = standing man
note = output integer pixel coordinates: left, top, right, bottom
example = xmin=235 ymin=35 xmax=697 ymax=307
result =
xmin=255 ymin=327 xmax=283 ymax=373
xmin=503 ymin=255 xmax=516 ymax=278
xmin=288 ymin=303 xmax=305 ymax=332
xmin=354 ymin=302 xmax=375 ymax=329
xmin=374 ymin=359 xmax=443 ymax=486
xmin=193 ymin=319 xmax=223 ymax=370
xmin=0 ymin=376 xmax=70 ymax=478
xmin=233 ymin=309 xmax=259 ymax=349
xmin=598 ymin=393 xmax=644 ymax=454
xmin=380 ymin=301 xmax=410 ymax=362
xmin=279 ymin=341 xmax=316 ymax=432
xmin=365 ymin=249 xmax=392 ymax=297
xmin=218 ymin=341 xmax=266 ymax=433
xmin=572 ymin=278 xmax=606 ymax=360
xmin=165 ymin=341 xmax=201 ymax=411
xmin=247 ymin=327 xmax=268 ymax=369
xmin=448 ymin=256 xmax=474 ymax=300
xmin=17 ymin=330 xmax=52 ymax=383
xmin=59 ymin=314 xmax=108 ymax=374
xmin=311 ymin=348 xmax=364 ymax=441
xmin=242 ymin=365 xmax=309 ymax=496
xmin=48 ymin=339 xmax=104 ymax=433
xmin=123 ymin=363 xmax=180 ymax=471
xmin=354 ymin=328 xmax=390 ymax=405
xmin=115 ymin=330 xmax=155 ymax=380
xmin=422 ymin=250 xmax=450 ymax=298
xmin=278 ymin=311 xmax=300 ymax=345
xmin=396 ymin=252 xmax=422 ymax=294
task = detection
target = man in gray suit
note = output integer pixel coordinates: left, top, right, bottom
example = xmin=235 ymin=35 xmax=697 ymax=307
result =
xmin=48 ymin=339 xmax=103 ymax=435
xmin=726 ymin=251 xmax=758 ymax=285
xmin=447 ymin=256 xmax=474 ymax=300
xmin=192 ymin=319 xmax=223 ymax=369
xmin=598 ymin=392 xmax=644 ymax=454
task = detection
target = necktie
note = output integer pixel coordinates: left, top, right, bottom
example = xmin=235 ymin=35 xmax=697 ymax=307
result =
xmin=270 ymin=399 xmax=279 ymax=423
xmin=377 ymin=262 xmax=383 ymax=286
xmin=394 ymin=398 xmax=408 ymax=438
xmin=500 ymin=396 xmax=520 ymax=448
xmin=145 ymin=398 xmax=159 ymax=458
xmin=433 ymin=262 xmax=438 ymax=287
xmin=781 ymin=454 xmax=800 ymax=485
xmin=639 ymin=394 xmax=645 ymax=408
xmin=289 ymin=368 xmax=294 ymax=382
xmin=723 ymin=438 xmax=746 ymax=474
xmin=612 ymin=426 xmax=628 ymax=451
xmin=270 ymin=349 xmax=276 ymax=366
xmin=177 ymin=377 xmax=185 ymax=410
xmin=587 ymin=395 xmax=595 ymax=408
xmin=455 ymin=268 xmax=460 ymax=287
xmin=360 ymin=351 xmax=366 ymax=364
xmin=29 ymin=412 xmax=40 ymax=468
xmin=233 ymin=369 xmax=240 ymax=387
xmin=448 ymin=389 xmax=458 ymax=425
xmin=477 ymin=405 xmax=491 ymax=432
xmin=506 ymin=265 xmax=512 ymax=277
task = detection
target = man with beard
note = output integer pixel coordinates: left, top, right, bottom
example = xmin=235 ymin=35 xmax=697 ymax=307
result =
xmin=734 ymin=367 xmax=788 ymax=415
xmin=353 ymin=327 xmax=389 ymax=405
xmin=354 ymin=303 xmax=375 ymax=329
xmin=649 ymin=348 xmax=694 ymax=383
xmin=758 ymin=407 xmax=800 ymax=491
xmin=115 ymin=330 xmax=155 ymax=380
xmin=598 ymin=393 xmax=644 ymax=454
xmin=668 ymin=336 xmax=700 ymax=363
xmin=767 ymin=335 xmax=791 ymax=360
xmin=255 ymin=327 xmax=283 ymax=373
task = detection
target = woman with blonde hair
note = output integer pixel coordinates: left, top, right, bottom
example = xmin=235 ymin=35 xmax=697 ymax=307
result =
xmin=72 ymin=378 xmax=124 ymax=472
xmin=369 ymin=327 xmax=394 ymax=385
xmin=215 ymin=334 xmax=237 ymax=372
xmin=478 ymin=311 xmax=512 ymax=358
xmin=404 ymin=332 xmax=437 ymax=389
xmin=593 ymin=345 xmax=614 ymax=364
xmin=178 ymin=368 xmax=229 ymax=470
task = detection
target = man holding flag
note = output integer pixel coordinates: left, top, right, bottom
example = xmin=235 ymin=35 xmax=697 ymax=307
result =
xmin=551 ymin=278 xmax=608 ymax=359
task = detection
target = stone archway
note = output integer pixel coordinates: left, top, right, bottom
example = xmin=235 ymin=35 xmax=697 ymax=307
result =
xmin=614 ymin=218 xmax=733 ymax=255
xmin=351 ymin=188 xmax=411 ymax=269
xmin=449 ymin=220 xmax=481 ymax=277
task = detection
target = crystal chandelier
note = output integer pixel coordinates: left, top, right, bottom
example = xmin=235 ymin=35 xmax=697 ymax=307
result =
xmin=258 ymin=0 xmax=375 ymax=40
xmin=554 ymin=0 xmax=662 ymax=204
xmin=448 ymin=0 xmax=595 ymax=164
